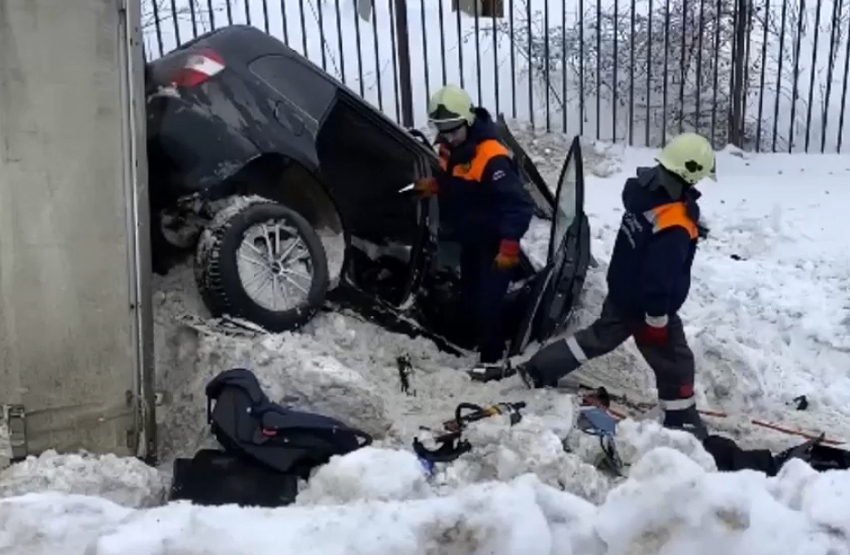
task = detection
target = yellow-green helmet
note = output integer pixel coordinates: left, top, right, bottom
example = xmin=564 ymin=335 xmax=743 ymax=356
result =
xmin=427 ymin=84 xmax=476 ymax=131
xmin=656 ymin=132 xmax=717 ymax=184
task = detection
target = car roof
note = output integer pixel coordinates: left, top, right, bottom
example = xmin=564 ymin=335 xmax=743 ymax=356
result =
xmin=166 ymin=25 xmax=439 ymax=165
xmin=190 ymin=25 xmax=302 ymax=65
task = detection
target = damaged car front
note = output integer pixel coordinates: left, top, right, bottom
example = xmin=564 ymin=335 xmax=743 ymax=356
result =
xmin=144 ymin=24 xmax=591 ymax=362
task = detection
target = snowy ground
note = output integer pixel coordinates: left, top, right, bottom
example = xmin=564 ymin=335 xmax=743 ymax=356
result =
xmin=2 ymin=125 xmax=850 ymax=554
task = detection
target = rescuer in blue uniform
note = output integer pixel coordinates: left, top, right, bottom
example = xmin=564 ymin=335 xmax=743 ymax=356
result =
xmin=414 ymin=84 xmax=534 ymax=372
xmin=516 ymin=132 xmax=717 ymax=439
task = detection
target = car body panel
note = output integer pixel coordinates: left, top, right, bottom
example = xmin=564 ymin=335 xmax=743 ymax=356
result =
xmin=146 ymin=92 xmax=260 ymax=208
xmin=146 ymin=25 xmax=436 ymax=248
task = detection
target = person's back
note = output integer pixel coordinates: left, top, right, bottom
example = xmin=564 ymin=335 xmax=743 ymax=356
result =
xmin=606 ymin=164 xmax=701 ymax=320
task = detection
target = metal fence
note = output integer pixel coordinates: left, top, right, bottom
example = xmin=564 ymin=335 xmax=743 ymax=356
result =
xmin=143 ymin=0 xmax=850 ymax=153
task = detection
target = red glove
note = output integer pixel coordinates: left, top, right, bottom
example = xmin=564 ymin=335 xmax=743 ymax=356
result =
xmin=494 ymin=239 xmax=520 ymax=270
xmin=413 ymin=177 xmax=439 ymax=199
xmin=635 ymin=314 xmax=668 ymax=346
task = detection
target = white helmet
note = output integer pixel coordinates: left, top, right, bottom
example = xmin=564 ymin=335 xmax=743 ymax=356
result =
xmin=656 ymin=132 xmax=717 ymax=184
xmin=427 ymin=84 xmax=476 ymax=132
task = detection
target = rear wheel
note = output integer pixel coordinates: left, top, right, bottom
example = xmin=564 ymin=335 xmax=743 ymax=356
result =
xmin=195 ymin=197 xmax=329 ymax=332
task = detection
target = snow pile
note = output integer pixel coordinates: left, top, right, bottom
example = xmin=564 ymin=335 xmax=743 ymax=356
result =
xmin=612 ymin=419 xmax=717 ymax=473
xmin=593 ymin=447 xmax=850 ymax=554
xmin=0 ymin=450 xmax=166 ymax=508
xmin=0 ymin=493 xmax=134 ymax=555
xmin=296 ymin=447 xmax=432 ymax=504
xmin=2 ymin=446 xmax=850 ymax=554
xmin=505 ymin=120 xmax=625 ymax=179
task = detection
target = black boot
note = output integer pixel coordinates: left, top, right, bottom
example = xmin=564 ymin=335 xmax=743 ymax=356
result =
xmin=663 ymin=405 xmax=708 ymax=441
xmin=516 ymin=362 xmax=542 ymax=389
xmin=772 ymin=433 xmax=825 ymax=473
xmin=517 ymin=339 xmax=584 ymax=389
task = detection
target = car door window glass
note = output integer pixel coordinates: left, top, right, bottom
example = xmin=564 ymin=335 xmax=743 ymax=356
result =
xmin=550 ymin=148 xmax=577 ymax=261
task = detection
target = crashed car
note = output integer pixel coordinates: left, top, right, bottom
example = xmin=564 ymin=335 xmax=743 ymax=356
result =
xmin=145 ymin=24 xmax=591 ymax=357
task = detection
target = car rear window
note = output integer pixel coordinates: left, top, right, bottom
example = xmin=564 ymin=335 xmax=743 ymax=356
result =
xmin=248 ymin=54 xmax=335 ymax=126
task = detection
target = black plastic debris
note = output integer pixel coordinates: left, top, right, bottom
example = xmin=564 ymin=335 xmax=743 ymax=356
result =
xmin=793 ymin=395 xmax=809 ymax=411
xmin=397 ymin=354 xmax=416 ymax=396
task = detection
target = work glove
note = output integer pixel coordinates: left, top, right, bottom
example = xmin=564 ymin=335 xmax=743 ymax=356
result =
xmin=413 ymin=177 xmax=439 ymax=199
xmin=635 ymin=314 xmax=668 ymax=346
xmin=494 ymin=239 xmax=520 ymax=270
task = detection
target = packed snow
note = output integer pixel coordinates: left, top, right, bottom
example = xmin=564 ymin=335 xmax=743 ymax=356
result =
xmin=3 ymin=124 xmax=850 ymax=554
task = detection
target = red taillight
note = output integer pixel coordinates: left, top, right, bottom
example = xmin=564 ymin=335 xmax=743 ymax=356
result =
xmin=173 ymin=48 xmax=225 ymax=88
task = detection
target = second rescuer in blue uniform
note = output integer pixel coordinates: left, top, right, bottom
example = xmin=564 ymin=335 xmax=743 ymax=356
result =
xmin=414 ymin=84 xmax=534 ymax=371
xmin=517 ymin=132 xmax=717 ymax=439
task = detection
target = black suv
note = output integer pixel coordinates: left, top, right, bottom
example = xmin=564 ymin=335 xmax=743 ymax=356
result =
xmin=145 ymin=25 xmax=591 ymax=358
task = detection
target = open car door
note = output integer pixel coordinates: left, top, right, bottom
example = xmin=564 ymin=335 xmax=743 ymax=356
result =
xmin=508 ymin=136 xmax=592 ymax=356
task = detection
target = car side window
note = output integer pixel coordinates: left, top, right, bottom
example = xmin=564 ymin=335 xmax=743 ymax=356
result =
xmin=247 ymin=54 xmax=335 ymax=128
xmin=552 ymin=151 xmax=577 ymax=255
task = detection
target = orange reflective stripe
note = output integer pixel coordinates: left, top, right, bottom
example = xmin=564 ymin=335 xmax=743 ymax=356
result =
xmin=449 ymin=139 xmax=509 ymax=182
xmin=643 ymin=202 xmax=698 ymax=239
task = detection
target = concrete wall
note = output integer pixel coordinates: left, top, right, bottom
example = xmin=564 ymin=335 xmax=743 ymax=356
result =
xmin=0 ymin=0 xmax=154 ymax=463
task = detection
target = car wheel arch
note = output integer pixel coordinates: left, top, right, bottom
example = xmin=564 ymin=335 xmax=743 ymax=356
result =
xmin=226 ymin=152 xmax=346 ymax=238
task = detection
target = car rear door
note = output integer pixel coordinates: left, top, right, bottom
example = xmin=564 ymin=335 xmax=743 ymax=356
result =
xmin=508 ymin=136 xmax=591 ymax=356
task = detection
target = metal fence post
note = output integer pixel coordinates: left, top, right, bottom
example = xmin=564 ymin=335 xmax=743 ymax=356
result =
xmin=729 ymin=0 xmax=748 ymax=147
xmin=394 ymin=0 xmax=415 ymax=127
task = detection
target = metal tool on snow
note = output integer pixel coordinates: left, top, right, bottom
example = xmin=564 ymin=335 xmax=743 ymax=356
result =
xmin=396 ymin=355 xmax=416 ymax=396
xmin=413 ymin=401 xmax=527 ymax=469
xmin=575 ymin=388 xmax=624 ymax=477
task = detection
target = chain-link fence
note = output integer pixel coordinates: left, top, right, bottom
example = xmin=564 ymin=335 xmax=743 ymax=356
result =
xmin=143 ymin=0 xmax=850 ymax=153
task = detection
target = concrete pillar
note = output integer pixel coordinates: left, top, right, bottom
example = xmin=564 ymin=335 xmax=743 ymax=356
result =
xmin=0 ymin=0 xmax=154 ymax=464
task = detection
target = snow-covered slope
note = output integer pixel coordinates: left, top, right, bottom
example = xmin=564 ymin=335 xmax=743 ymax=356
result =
xmin=2 ymin=125 xmax=850 ymax=554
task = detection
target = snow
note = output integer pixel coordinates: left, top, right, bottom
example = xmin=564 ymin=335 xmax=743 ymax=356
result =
xmin=3 ymin=449 xmax=850 ymax=554
xmin=3 ymin=124 xmax=850 ymax=553
xmin=0 ymin=451 xmax=166 ymax=508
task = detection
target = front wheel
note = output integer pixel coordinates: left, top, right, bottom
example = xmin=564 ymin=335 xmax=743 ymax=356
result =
xmin=195 ymin=197 xmax=329 ymax=332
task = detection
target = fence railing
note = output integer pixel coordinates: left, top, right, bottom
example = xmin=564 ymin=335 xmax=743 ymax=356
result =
xmin=143 ymin=0 xmax=850 ymax=153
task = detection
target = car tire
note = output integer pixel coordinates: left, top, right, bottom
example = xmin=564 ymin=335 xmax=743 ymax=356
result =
xmin=195 ymin=197 xmax=329 ymax=332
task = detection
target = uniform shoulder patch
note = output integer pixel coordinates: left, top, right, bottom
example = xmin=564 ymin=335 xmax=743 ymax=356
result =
xmin=644 ymin=202 xmax=698 ymax=239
